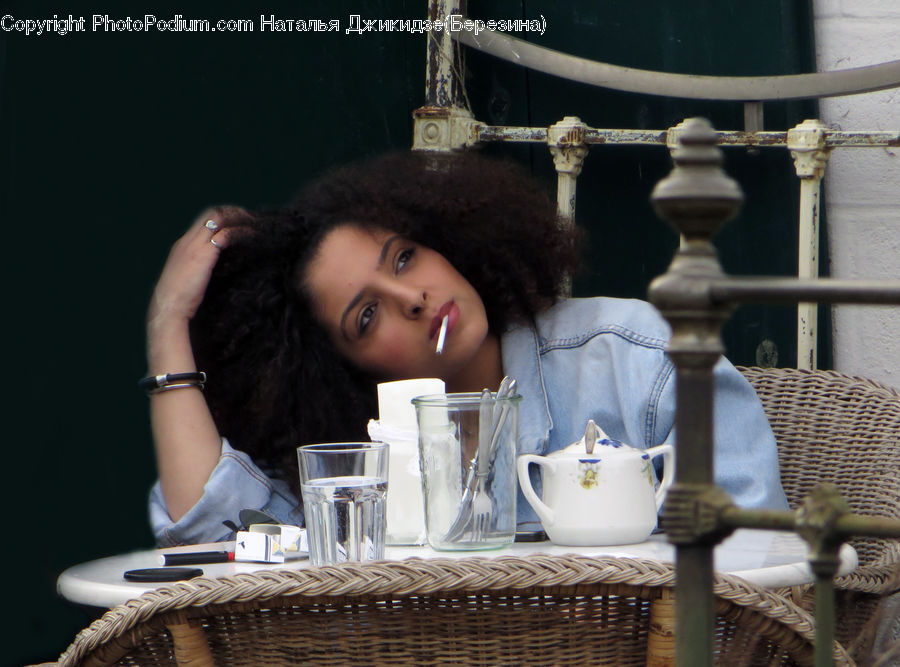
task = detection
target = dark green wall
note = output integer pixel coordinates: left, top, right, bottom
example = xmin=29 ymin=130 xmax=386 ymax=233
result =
xmin=2 ymin=2 xmax=817 ymax=664
xmin=2 ymin=2 xmax=423 ymax=664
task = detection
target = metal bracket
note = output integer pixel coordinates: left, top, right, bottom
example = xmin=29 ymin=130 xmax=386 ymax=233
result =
xmin=662 ymin=483 xmax=735 ymax=546
xmin=795 ymin=484 xmax=851 ymax=577
xmin=412 ymin=105 xmax=485 ymax=152
xmin=547 ymin=116 xmax=589 ymax=175
xmin=788 ymin=119 xmax=832 ymax=179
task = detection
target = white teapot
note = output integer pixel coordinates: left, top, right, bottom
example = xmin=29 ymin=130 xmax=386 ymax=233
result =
xmin=517 ymin=420 xmax=674 ymax=546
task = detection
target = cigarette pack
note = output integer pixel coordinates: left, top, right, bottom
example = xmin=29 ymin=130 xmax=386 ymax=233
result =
xmin=234 ymin=530 xmax=285 ymax=563
xmin=248 ymin=523 xmax=307 ymax=555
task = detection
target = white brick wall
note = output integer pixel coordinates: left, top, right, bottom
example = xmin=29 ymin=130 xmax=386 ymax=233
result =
xmin=837 ymin=0 xmax=900 ymax=19
xmin=813 ymin=0 xmax=900 ymax=389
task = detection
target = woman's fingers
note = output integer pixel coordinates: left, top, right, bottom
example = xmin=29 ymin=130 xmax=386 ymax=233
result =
xmin=203 ymin=218 xmax=228 ymax=250
xmin=182 ymin=204 xmax=251 ymax=257
xmin=148 ymin=206 xmax=248 ymax=326
xmin=195 ymin=205 xmax=251 ymax=250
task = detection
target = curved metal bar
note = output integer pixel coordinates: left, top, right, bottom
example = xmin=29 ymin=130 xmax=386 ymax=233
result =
xmin=454 ymin=28 xmax=900 ymax=101
xmin=709 ymin=278 xmax=900 ymax=304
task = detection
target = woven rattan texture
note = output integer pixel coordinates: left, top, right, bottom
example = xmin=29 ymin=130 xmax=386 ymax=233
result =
xmin=57 ymin=555 xmax=851 ymax=667
xmin=740 ymin=366 xmax=900 ymax=662
xmin=738 ymin=366 xmax=900 ymax=589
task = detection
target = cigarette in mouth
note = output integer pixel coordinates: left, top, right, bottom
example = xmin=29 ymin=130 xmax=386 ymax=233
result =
xmin=435 ymin=314 xmax=449 ymax=355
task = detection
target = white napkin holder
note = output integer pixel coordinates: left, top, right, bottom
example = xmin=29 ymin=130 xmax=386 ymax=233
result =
xmin=368 ymin=378 xmax=445 ymax=545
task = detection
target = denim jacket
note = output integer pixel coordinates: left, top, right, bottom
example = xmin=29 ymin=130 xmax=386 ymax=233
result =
xmin=149 ymin=296 xmax=787 ymax=545
xmin=502 ymin=297 xmax=788 ymax=524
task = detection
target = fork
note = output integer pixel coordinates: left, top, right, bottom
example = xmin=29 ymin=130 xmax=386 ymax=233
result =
xmin=441 ymin=388 xmax=492 ymax=543
xmin=442 ymin=378 xmax=515 ymax=544
xmin=468 ymin=388 xmax=496 ymax=542
xmin=469 ymin=377 xmax=517 ymax=542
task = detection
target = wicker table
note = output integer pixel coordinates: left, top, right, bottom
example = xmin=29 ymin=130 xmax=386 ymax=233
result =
xmin=55 ymin=529 xmax=857 ymax=667
xmin=58 ymin=528 xmax=856 ymax=609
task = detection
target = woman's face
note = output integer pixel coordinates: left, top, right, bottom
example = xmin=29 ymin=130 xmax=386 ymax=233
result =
xmin=303 ymin=224 xmax=491 ymax=384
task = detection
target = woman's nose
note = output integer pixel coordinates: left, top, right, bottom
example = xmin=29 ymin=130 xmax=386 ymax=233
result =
xmin=380 ymin=276 xmax=426 ymax=317
xmin=398 ymin=287 xmax=427 ymax=318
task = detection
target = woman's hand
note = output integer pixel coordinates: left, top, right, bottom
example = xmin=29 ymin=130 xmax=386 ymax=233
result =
xmin=147 ymin=206 xmax=245 ymax=333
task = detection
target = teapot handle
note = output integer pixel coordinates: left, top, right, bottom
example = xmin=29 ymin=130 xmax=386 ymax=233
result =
xmin=516 ymin=455 xmax=556 ymax=528
xmin=644 ymin=444 xmax=675 ymax=511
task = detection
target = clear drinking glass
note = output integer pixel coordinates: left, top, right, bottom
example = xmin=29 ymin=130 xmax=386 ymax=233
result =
xmin=297 ymin=442 xmax=389 ymax=566
xmin=412 ymin=392 xmax=521 ymax=550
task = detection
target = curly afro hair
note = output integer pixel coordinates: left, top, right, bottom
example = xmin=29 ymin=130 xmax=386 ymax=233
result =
xmin=190 ymin=150 xmax=582 ymax=498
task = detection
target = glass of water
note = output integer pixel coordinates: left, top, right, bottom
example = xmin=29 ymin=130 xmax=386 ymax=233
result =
xmin=297 ymin=442 xmax=389 ymax=566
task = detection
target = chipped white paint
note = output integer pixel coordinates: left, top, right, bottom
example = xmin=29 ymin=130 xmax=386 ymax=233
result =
xmin=474 ymin=126 xmax=899 ymax=148
xmin=412 ymin=106 xmax=484 ymax=152
xmin=547 ymin=116 xmax=589 ymax=223
xmin=469 ymin=115 xmax=895 ymax=370
xmin=788 ymin=119 xmax=831 ymax=370
xmin=425 ymin=0 xmax=462 ymax=108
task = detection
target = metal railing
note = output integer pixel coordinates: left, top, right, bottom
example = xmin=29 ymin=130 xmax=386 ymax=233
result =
xmin=414 ymin=2 xmax=900 ymax=665
xmin=414 ymin=0 xmax=900 ymax=371
xmin=649 ymin=117 xmax=900 ymax=666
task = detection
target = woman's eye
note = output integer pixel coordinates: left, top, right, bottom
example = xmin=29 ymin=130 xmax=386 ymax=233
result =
xmin=396 ymin=247 xmax=415 ymax=272
xmin=358 ymin=303 xmax=377 ymax=335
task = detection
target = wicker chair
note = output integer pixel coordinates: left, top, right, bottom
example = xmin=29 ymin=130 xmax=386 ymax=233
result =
xmin=739 ymin=366 xmax=900 ymax=661
xmin=56 ymin=555 xmax=849 ymax=667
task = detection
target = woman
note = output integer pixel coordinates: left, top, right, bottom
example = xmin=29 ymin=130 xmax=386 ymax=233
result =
xmin=146 ymin=151 xmax=787 ymax=546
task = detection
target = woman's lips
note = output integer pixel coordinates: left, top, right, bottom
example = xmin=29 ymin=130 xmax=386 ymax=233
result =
xmin=430 ymin=301 xmax=459 ymax=340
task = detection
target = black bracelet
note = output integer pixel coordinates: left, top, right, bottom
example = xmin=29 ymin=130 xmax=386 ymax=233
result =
xmin=139 ymin=372 xmax=207 ymax=394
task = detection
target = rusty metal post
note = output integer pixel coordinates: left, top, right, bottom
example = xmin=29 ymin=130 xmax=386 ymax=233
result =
xmin=414 ymin=0 xmax=483 ymax=153
xmin=424 ymin=0 xmax=466 ymax=108
xmin=649 ymin=118 xmax=744 ymax=667
xmin=788 ymin=119 xmax=831 ymax=370
xmin=547 ymin=116 xmax=589 ymax=224
xmin=548 ymin=116 xmax=589 ymax=296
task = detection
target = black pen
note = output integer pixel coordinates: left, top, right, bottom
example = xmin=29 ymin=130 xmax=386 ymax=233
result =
xmin=160 ymin=551 xmax=235 ymax=566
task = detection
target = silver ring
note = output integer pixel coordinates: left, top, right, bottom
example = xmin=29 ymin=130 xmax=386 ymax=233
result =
xmin=205 ymin=219 xmax=219 ymax=232
xmin=211 ymin=238 xmax=222 ymax=248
